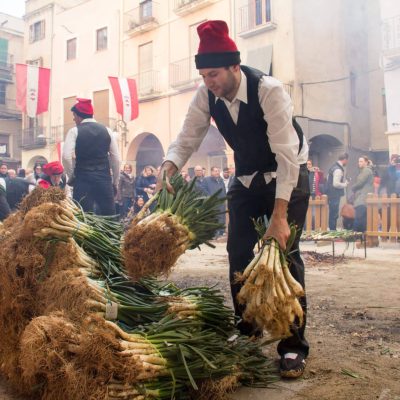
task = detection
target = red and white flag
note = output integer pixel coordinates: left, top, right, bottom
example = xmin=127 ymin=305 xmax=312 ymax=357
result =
xmin=16 ymin=64 xmax=51 ymax=118
xmin=108 ymin=76 xmax=139 ymax=122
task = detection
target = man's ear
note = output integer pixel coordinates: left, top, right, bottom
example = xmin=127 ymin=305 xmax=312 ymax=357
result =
xmin=231 ymin=64 xmax=241 ymax=73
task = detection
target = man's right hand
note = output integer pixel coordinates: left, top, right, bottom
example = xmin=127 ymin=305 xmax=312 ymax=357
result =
xmin=155 ymin=161 xmax=178 ymax=193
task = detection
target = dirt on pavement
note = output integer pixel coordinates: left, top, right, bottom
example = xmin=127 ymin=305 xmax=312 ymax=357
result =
xmin=1 ymin=240 xmax=399 ymax=400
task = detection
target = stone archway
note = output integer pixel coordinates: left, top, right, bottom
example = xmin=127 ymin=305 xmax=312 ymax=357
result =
xmin=27 ymin=155 xmax=48 ymax=169
xmin=308 ymin=134 xmax=344 ymax=175
xmin=126 ymin=133 xmax=164 ymax=176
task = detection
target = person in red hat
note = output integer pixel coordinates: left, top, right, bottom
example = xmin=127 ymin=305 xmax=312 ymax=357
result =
xmin=62 ymin=98 xmax=120 ymax=216
xmin=37 ymin=161 xmax=66 ymax=189
xmin=157 ymin=20 xmax=310 ymax=378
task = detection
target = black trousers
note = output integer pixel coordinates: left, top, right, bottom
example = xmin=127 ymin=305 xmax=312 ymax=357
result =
xmin=227 ymin=166 xmax=310 ymax=358
xmin=73 ymin=170 xmax=116 ymax=216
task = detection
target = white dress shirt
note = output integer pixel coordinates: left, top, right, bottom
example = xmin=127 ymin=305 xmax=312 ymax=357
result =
xmin=62 ymin=118 xmax=121 ymax=184
xmin=332 ymin=161 xmax=347 ymax=189
xmin=166 ymin=71 xmax=308 ymax=201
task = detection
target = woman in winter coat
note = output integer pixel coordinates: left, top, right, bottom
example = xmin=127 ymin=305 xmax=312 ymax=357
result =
xmin=351 ymin=156 xmax=374 ymax=232
xmin=135 ymin=166 xmax=156 ymax=203
xmin=117 ymin=164 xmax=135 ymax=218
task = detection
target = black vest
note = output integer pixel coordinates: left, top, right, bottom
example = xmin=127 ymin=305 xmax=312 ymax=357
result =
xmin=75 ymin=121 xmax=111 ymax=172
xmin=327 ymin=162 xmax=345 ymax=198
xmin=208 ymin=65 xmax=303 ymax=177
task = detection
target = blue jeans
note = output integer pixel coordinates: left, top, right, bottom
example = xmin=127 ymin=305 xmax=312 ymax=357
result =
xmin=328 ymin=197 xmax=341 ymax=230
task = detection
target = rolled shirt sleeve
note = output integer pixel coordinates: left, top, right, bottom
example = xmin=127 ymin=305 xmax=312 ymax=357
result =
xmin=166 ymin=85 xmax=211 ymax=169
xmin=108 ymin=129 xmax=121 ymax=185
xmin=259 ymin=76 xmax=300 ymax=201
xmin=62 ymin=127 xmax=78 ymax=181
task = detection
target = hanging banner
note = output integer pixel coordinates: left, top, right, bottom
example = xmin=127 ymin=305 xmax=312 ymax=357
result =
xmin=108 ymin=76 xmax=139 ymax=121
xmin=16 ymin=64 xmax=51 ymax=118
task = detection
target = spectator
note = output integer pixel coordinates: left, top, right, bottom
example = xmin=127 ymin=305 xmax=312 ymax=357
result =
xmin=222 ymin=167 xmax=234 ymax=192
xmin=202 ymin=166 xmax=227 ymax=237
xmin=180 ymin=170 xmax=191 ymax=183
xmin=326 ymin=153 xmax=349 ymax=230
xmin=0 ymin=163 xmax=8 ymax=178
xmin=17 ymin=168 xmax=26 ymax=178
xmin=379 ymin=154 xmax=400 ymax=196
xmin=37 ymin=161 xmax=67 ymax=190
xmin=133 ymin=195 xmax=145 ymax=214
xmin=5 ymin=169 xmax=30 ymax=210
xmin=191 ymin=165 xmax=206 ymax=194
xmin=0 ymin=177 xmax=10 ymax=221
xmin=352 ymin=156 xmax=374 ymax=233
xmin=62 ymin=98 xmax=120 ymax=216
xmin=306 ymin=160 xmax=324 ymax=198
xmin=135 ymin=166 xmax=157 ymax=203
xmin=117 ymin=164 xmax=135 ymax=218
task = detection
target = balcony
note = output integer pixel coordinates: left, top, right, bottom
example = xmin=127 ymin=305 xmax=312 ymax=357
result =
xmin=237 ymin=1 xmax=276 ymax=38
xmin=382 ymin=15 xmax=400 ymax=59
xmin=131 ymin=70 xmax=162 ymax=98
xmin=124 ymin=1 xmax=159 ymax=36
xmin=170 ymin=57 xmax=201 ymax=89
xmin=0 ymin=98 xmax=22 ymax=118
xmin=20 ymin=127 xmax=48 ymax=150
xmin=173 ymin=0 xmax=218 ymax=17
xmin=0 ymin=53 xmax=14 ymax=82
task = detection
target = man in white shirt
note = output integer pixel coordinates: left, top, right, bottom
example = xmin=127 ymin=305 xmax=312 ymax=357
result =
xmin=62 ymin=98 xmax=120 ymax=216
xmin=157 ymin=20 xmax=310 ymax=378
xmin=326 ymin=153 xmax=349 ymax=230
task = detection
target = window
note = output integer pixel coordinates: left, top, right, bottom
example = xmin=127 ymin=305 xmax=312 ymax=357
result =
xmin=0 ymin=82 xmax=6 ymax=105
xmin=0 ymin=135 xmax=9 ymax=157
xmin=66 ymin=38 xmax=77 ymax=60
xmin=254 ymin=0 xmax=271 ymax=26
xmin=238 ymin=0 xmax=272 ymax=33
xmin=139 ymin=42 xmax=153 ymax=94
xmin=29 ymin=20 xmax=45 ymax=43
xmin=96 ymin=27 xmax=107 ymax=51
xmin=140 ymin=0 xmax=153 ymax=22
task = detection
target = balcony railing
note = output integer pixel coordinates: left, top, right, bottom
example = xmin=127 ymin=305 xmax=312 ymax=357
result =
xmin=173 ymin=0 xmax=218 ymax=16
xmin=20 ymin=127 xmax=48 ymax=150
xmin=170 ymin=57 xmax=201 ymax=88
xmin=131 ymin=70 xmax=161 ymax=97
xmin=0 ymin=53 xmax=14 ymax=82
xmin=382 ymin=15 xmax=400 ymax=56
xmin=237 ymin=1 xmax=274 ymax=36
xmin=124 ymin=1 xmax=159 ymax=35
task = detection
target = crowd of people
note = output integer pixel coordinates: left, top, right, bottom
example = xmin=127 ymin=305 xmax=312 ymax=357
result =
xmin=307 ymin=152 xmax=400 ymax=233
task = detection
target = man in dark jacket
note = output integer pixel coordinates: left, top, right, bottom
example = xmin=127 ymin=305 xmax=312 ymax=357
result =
xmin=190 ymin=165 xmax=206 ymax=194
xmin=0 ymin=177 xmax=10 ymax=220
xmin=62 ymin=98 xmax=120 ymax=216
xmin=202 ymin=166 xmax=227 ymax=236
xmin=5 ymin=169 xmax=30 ymax=210
xmin=156 ymin=20 xmax=310 ymax=378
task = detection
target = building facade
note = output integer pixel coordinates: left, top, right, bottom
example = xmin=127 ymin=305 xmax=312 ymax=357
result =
xmin=381 ymin=0 xmax=400 ymax=157
xmin=0 ymin=13 xmax=24 ymax=170
xmin=19 ymin=0 xmax=390 ymax=179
